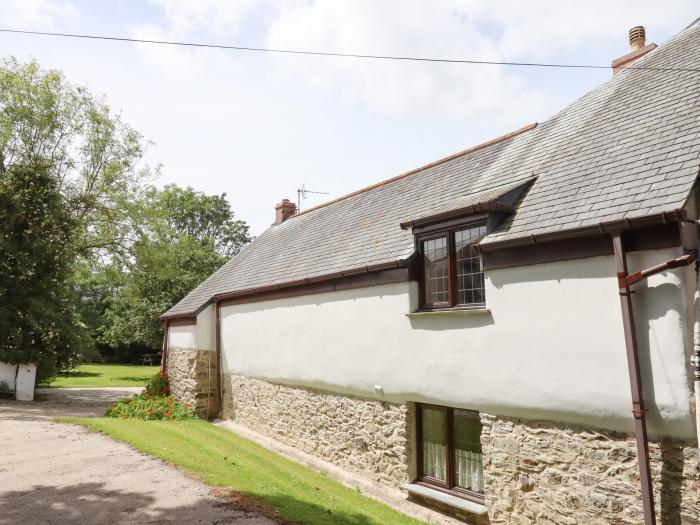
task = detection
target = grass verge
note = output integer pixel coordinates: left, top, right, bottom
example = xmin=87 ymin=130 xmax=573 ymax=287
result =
xmin=42 ymin=364 xmax=160 ymax=388
xmin=65 ymin=418 xmax=425 ymax=525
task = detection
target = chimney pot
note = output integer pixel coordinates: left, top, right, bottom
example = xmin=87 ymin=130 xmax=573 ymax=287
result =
xmin=629 ymin=26 xmax=646 ymax=51
xmin=611 ymin=25 xmax=656 ymax=75
xmin=274 ymin=198 xmax=297 ymax=224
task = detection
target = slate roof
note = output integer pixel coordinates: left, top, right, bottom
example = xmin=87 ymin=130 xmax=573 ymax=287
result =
xmin=164 ymin=20 xmax=700 ymax=318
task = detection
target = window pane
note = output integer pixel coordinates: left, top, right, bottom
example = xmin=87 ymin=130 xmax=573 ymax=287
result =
xmin=454 ymin=226 xmax=486 ymax=305
xmin=453 ymin=409 xmax=484 ymax=493
xmin=422 ymin=236 xmax=448 ymax=304
xmin=421 ymin=406 xmax=447 ymax=481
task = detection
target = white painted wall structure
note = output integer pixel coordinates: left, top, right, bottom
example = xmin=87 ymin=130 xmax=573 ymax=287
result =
xmin=168 ymin=304 xmax=215 ymax=351
xmin=0 ymin=361 xmax=37 ymax=401
xmin=15 ymin=363 xmax=36 ymax=401
xmin=213 ymin=247 xmax=695 ymax=440
xmin=0 ymin=362 xmax=17 ymax=391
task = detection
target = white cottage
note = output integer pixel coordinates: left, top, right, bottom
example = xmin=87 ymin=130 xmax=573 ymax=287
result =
xmin=162 ymin=22 xmax=700 ymax=524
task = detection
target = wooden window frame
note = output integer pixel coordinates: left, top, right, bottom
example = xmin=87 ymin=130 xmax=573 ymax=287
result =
xmin=415 ymin=403 xmax=485 ymax=505
xmin=416 ymin=218 xmax=487 ymax=311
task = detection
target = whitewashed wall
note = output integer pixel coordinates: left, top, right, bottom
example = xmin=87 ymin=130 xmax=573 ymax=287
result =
xmin=219 ymin=247 xmax=695 ymax=439
xmin=168 ymin=304 xmax=215 ymax=351
xmin=0 ymin=362 xmax=17 ymax=391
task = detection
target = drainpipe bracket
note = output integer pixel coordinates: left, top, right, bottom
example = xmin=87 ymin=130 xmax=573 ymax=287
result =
xmin=632 ymin=401 xmax=647 ymax=419
xmin=691 ymin=354 xmax=700 ymax=366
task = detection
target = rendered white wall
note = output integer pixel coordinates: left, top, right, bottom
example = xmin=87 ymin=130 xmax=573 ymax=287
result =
xmin=0 ymin=362 xmax=37 ymax=400
xmin=0 ymin=362 xmax=17 ymax=391
xmin=219 ymin=247 xmax=695 ymax=439
xmin=15 ymin=363 xmax=36 ymax=401
xmin=168 ymin=304 xmax=215 ymax=351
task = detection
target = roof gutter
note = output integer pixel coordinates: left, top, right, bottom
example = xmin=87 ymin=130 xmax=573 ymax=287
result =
xmin=478 ymin=209 xmax=686 ymax=253
xmin=611 ymin=231 xmax=696 ymax=525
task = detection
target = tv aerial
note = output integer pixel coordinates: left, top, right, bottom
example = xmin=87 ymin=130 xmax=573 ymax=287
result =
xmin=297 ymin=184 xmax=329 ymax=211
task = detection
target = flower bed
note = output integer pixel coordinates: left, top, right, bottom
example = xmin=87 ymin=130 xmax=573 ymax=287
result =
xmin=105 ymin=370 xmax=197 ymax=421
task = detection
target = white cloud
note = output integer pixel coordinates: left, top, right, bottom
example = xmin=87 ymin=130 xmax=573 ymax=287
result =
xmin=457 ymin=0 xmax=700 ymax=60
xmin=0 ymin=0 xmax=77 ymax=29
xmin=129 ymin=22 xmax=211 ymax=80
xmin=265 ymin=0 xmax=549 ymax=121
xmin=130 ymin=0 xmax=264 ymax=80
xmin=143 ymin=0 xmax=259 ymax=38
xmin=264 ymin=0 xmax=698 ymax=121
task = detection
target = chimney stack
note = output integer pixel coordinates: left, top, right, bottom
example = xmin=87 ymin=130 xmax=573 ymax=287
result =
xmin=274 ymin=198 xmax=297 ymax=224
xmin=611 ymin=25 xmax=657 ymax=75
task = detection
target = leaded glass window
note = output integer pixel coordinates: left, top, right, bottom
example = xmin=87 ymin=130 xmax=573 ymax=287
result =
xmin=417 ymin=223 xmax=486 ymax=309
xmin=422 ymin=236 xmax=449 ymax=305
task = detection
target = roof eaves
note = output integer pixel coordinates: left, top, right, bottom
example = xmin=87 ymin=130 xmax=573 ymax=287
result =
xmin=400 ymin=202 xmax=514 ymax=230
xmin=478 ymin=208 xmax=687 ymax=252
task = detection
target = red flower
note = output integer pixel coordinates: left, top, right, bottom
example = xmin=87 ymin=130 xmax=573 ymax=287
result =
xmin=165 ymin=412 xmax=171 ymax=418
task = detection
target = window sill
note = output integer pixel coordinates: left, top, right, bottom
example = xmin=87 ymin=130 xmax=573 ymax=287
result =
xmin=406 ymin=308 xmax=490 ymax=318
xmin=401 ymin=483 xmax=487 ymax=516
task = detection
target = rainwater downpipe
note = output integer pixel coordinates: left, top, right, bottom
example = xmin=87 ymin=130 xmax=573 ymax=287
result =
xmin=612 ymin=232 xmax=696 ymax=525
xmin=215 ymin=300 xmax=223 ymax=418
xmin=612 ymin=232 xmax=656 ymax=525
xmin=161 ymin=319 xmax=169 ymax=373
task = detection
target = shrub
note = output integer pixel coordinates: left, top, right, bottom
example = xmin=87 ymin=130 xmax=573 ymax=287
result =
xmin=105 ymin=371 xmax=197 ymax=420
xmin=105 ymin=392 xmax=197 ymax=420
xmin=144 ymin=370 xmax=170 ymax=396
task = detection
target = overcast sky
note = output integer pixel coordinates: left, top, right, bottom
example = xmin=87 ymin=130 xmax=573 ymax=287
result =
xmin=0 ymin=1 xmax=698 ymax=234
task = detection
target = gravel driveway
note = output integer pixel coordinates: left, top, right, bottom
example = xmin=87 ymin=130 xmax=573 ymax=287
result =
xmin=0 ymin=388 xmax=277 ymax=524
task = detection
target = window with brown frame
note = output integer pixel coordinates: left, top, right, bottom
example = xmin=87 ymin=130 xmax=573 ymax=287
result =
xmin=416 ymin=403 xmax=484 ymax=503
xmin=417 ymin=223 xmax=487 ymax=310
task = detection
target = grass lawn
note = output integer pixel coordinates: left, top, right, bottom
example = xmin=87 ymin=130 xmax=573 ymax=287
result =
xmin=68 ymin=418 xmax=426 ymax=525
xmin=42 ymin=364 xmax=159 ymax=388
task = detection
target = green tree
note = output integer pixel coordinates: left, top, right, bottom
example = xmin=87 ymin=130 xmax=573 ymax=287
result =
xmin=0 ymin=57 xmax=251 ymax=367
xmin=101 ymin=236 xmax=224 ymax=350
xmin=99 ymin=185 xmax=250 ymax=350
xmin=0 ymin=164 xmax=87 ymax=379
xmin=151 ymin=184 xmax=249 ymax=257
xmin=0 ymin=57 xmax=154 ymax=264
xmin=0 ymin=57 xmax=152 ymax=372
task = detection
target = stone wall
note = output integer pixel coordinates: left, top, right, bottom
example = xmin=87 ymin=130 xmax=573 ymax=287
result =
xmin=166 ymin=348 xmax=217 ymax=418
xmin=481 ymin=414 xmax=700 ymax=524
xmin=218 ymin=373 xmax=699 ymax=523
xmin=221 ymin=374 xmax=411 ymax=487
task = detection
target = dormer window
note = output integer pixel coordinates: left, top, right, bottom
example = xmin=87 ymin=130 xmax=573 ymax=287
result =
xmin=418 ymin=223 xmax=487 ymax=310
xmin=400 ymin=178 xmax=535 ymax=313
